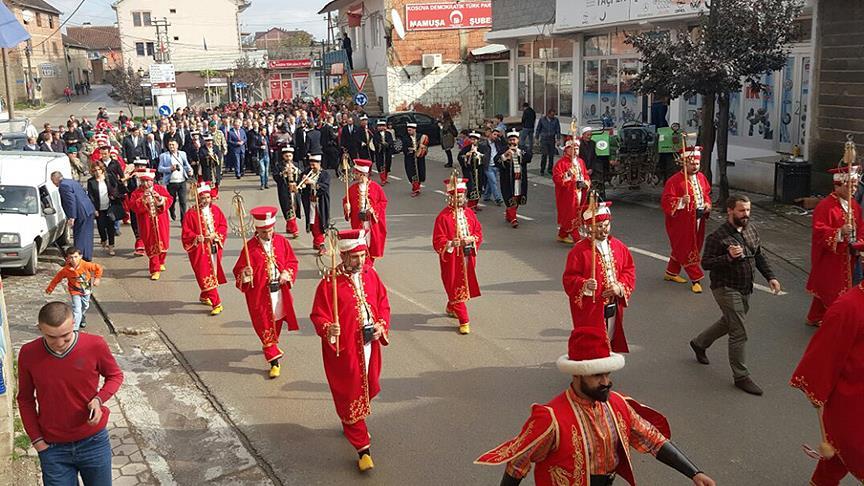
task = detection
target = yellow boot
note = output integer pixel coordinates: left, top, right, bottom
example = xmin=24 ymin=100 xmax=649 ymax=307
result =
xmin=269 ymin=364 xmax=281 ymax=379
xmin=200 ymin=297 xmax=213 ymax=306
xmin=691 ymin=282 xmax=703 ymax=294
xmin=664 ymin=272 xmax=687 ymax=284
xmin=458 ymin=323 xmax=471 ymax=335
xmin=159 ymin=264 xmax=166 ymax=271
xmin=445 ymin=307 xmax=457 ymax=318
xmin=150 ymin=272 xmax=161 ymax=281
xmin=210 ymin=304 xmax=224 ymax=316
xmin=556 ymin=235 xmax=574 ymax=244
xmin=358 ymin=453 xmax=374 ymax=472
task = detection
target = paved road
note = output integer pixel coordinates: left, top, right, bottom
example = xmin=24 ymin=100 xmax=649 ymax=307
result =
xmin=26 ymin=84 xmax=131 ymax=127
xmin=84 ymin=146 xmax=855 ymax=486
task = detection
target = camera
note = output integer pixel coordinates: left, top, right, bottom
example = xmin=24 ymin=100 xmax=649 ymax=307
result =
xmin=463 ymin=244 xmax=475 ymax=256
xmin=576 ymin=180 xmax=588 ymax=190
xmin=358 ymin=209 xmax=370 ymax=221
xmin=696 ymin=208 xmax=706 ymax=219
xmin=362 ymin=324 xmax=375 ymax=343
xmin=269 ymin=281 xmax=281 ymax=293
xmin=604 ymin=303 xmax=618 ymax=319
xmin=210 ymin=242 xmax=218 ymax=254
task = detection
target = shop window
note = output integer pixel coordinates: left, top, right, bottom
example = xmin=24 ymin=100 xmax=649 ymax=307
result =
xmin=484 ymin=61 xmax=510 ymax=118
xmin=584 ymin=35 xmax=609 ymax=56
xmin=517 ymin=64 xmax=530 ymax=108
xmin=532 ymin=61 xmax=545 ymax=114
xmin=533 ymin=39 xmax=552 ymax=59
xmin=560 ymin=62 xmax=573 ymax=117
xmin=610 ymin=32 xmax=636 ymax=55
xmin=556 ymin=39 xmax=574 ymax=59
xmin=517 ymin=42 xmax=531 ymax=59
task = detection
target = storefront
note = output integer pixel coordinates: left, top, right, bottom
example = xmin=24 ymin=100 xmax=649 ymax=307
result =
xmin=515 ymin=38 xmax=574 ymax=118
xmin=267 ymin=59 xmax=317 ymax=101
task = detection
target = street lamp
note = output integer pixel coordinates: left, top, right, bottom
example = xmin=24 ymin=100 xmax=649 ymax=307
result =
xmin=137 ymin=67 xmax=147 ymax=120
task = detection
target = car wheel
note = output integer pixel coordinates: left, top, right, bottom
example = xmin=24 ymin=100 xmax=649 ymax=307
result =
xmin=23 ymin=244 xmax=38 ymax=276
xmin=56 ymin=225 xmax=70 ymax=246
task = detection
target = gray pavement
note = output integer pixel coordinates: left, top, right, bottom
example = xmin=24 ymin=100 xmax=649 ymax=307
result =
xmin=23 ymin=84 xmax=130 ymax=128
xmin=73 ymin=147 xmax=854 ymax=485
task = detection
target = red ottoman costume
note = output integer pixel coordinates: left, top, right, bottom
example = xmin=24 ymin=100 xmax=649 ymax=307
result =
xmin=552 ymin=140 xmax=590 ymax=243
xmin=127 ymin=169 xmax=172 ymax=278
xmin=180 ymin=183 xmax=228 ymax=314
xmin=343 ymin=159 xmax=388 ymax=261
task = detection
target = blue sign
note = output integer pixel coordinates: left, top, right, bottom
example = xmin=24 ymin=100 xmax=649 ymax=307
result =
xmin=354 ymin=92 xmax=368 ymax=107
xmin=233 ymin=82 xmax=248 ymax=89
xmin=158 ymin=105 xmax=172 ymax=116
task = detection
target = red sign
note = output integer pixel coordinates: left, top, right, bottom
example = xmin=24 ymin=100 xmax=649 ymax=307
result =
xmin=404 ymin=2 xmax=492 ymax=31
xmin=268 ymin=59 xmax=312 ymax=69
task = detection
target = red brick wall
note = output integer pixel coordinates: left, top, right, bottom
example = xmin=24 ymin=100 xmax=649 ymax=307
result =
xmin=390 ymin=0 xmax=490 ymax=64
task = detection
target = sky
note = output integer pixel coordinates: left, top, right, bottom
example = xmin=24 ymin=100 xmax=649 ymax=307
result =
xmin=50 ymin=0 xmax=332 ymax=39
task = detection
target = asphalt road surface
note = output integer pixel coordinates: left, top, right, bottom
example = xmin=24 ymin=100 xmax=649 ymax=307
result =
xmin=49 ymin=141 xmax=849 ymax=484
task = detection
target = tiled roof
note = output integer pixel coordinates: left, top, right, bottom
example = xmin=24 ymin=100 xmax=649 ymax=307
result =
xmin=65 ymin=26 xmax=121 ymax=50
xmin=8 ymin=0 xmax=62 ymax=15
xmin=61 ymin=33 xmax=87 ymax=49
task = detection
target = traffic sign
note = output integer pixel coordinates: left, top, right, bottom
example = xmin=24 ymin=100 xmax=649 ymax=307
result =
xmin=233 ymin=82 xmax=248 ymax=89
xmin=158 ymin=105 xmax=173 ymax=116
xmin=351 ymin=72 xmax=368 ymax=92
xmin=149 ymin=63 xmax=175 ymax=84
xmin=354 ymin=92 xmax=368 ymax=107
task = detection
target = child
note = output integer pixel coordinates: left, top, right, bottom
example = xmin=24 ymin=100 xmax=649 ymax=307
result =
xmin=45 ymin=247 xmax=103 ymax=330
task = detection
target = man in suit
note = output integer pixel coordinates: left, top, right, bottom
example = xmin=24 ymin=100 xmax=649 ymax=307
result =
xmin=122 ymin=125 xmax=146 ymax=162
xmin=226 ymin=119 xmax=247 ymax=179
xmin=52 ymin=171 xmax=96 ymax=261
xmin=340 ymin=116 xmax=361 ymax=160
xmin=157 ymin=140 xmax=195 ymax=222
xmin=144 ymin=133 xmax=163 ymax=170
xmin=293 ymin=119 xmax=308 ymax=166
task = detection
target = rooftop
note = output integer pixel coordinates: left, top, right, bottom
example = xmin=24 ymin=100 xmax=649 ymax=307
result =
xmin=65 ymin=25 xmax=121 ymax=50
xmin=8 ymin=0 xmax=62 ymax=15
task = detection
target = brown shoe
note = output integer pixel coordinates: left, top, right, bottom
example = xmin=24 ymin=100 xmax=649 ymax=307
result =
xmin=689 ymin=340 xmax=709 ymax=365
xmin=734 ymin=376 xmax=764 ymax=396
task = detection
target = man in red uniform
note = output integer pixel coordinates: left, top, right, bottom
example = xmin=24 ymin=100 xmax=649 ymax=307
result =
xmin=343 ymin=158 xmax=388 ymax=262
xmin=181 ymin=183 xmax=228 ymax=316
xmin=433 ymin=178 xmax=483 ymax=335
xmin=233 ymin=206 xmax=299 ymax=378
xmin=662 ymin=146 xmax=712 ymax=293
xmin=475 ymin=326 xmax=716 ymax=486
xmin=310 ymin=229 xmax=391 ymax=472
xmin=563 ymin=202 xmax=635 ymax=353
xmin=552 ymin=139 xmax=590 ymax=244
xmin=805 ymin=165 xmax=864 ymax=326
xmin=791 ymin=282 xmax=864 ymax=485
xmin=127 ymin=168 xmax=172 ymax=280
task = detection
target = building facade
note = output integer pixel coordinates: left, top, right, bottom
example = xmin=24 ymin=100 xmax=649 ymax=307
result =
xmin=65 ymin=25 xmax=123 ymax=84
xmin=489 ymin=0 xmax=829 ymax=194
xmin=320 ymin=0 xmax=493 ymax=126
xmin=2 ymin=0 xmax=69 ymax=103
xmin=61 ymin=34 xmax=92 ymax=89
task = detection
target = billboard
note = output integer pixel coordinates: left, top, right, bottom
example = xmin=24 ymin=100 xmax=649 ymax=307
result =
xmin=404 ymin=2 xmax=492 ymax=31
xmin=556 ymin=0 xmax=708 ymax=32
xmin=268 ymin=59 xmax=312 ymax=69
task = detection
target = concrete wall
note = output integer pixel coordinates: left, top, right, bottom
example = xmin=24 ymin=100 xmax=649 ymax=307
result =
xmin=387 ymin=62 xmax=484 ymax=128
xmin=809 ymin=0 xmax=864 ymax=192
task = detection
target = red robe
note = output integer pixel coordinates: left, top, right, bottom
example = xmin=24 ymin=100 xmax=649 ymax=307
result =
xmin=805 ymin=194 xmax=864 ymax=307
xmin=343 ymin=179 xmax=388 ymax=259
xmin=661 ymin=171 xmax=712 ymax=278
xmin=432 ymin=206 xmax=483 ymax=303
xmin=181 ymin=204 xmax=228 ymax=291
xmin=791 ymin=284 xmax=864 ymax=480
xmin=232 ymin=235 xmax=299 ymax=362
xmin=552 ymin=154 xmax=590 ymax=236
xmin=128 ymin=185 xmax=173 ymax=258
xmin=563 ymin=236 xmax=635 ymax=353
xmin=475 ymin=389 xmax=670 ymax=486
xmin=309 ymin=266 xmax=391 ymax=425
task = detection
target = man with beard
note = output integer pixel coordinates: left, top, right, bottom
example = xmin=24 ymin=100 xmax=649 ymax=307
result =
xmin=563 ymin=202 xmax=635 ymax=353
xmin=309 ymin=229 xmax=390 ymax=472
xmin=343 ymin=159 xmax=388 ymax=262
xmin=300 ymin=154 xmax=331 ymax=255
xmin=199 ymin=135 xmax=223 ymax=199
xmin=356 ymin=115 xmax=375 ymax=160
xmin=273 ymin=146 xmax=302 ymax=237
xmin=373 ymin=119 xmax=394 ymax=184
xmin=233 ymin=206 xmax=299 ymax=379
xmin=181 ymin=183 xmax=228 ymax=316
xmin=127 ymin=169 xmax=173 ymax=280
xmin=403 ymin=123 xmax=428 ymax=197
xmin=689 ymin=195 xmax=782 ymax=396
xmin=476 ymin=326 xmax=716 ymax=486
xmin=496 ymin=131 xmax=531 ymax=228
xmin=458 ymin=132 xmax=484 ymax=211
xmin=552 ymin=139 xmax=590 ymax=244
xmin=661 ymin=146 xmax=712 ymax=293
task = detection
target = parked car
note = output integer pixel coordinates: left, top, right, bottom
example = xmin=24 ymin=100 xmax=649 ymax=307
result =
xmin=0 ymin=118 xmax=33 ymax=151
xmin=371 ymin=112 xmax=442 ymax=151
xmin=0 ymin=152 xmax=72 ymax=275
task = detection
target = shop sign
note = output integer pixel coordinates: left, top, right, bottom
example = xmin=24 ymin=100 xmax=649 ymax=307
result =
xmin=404 ymin=2 xmax=492 ymax=31
xmin=149 ymin=63 xmax=175 ymax=84
xmin=268 ymin=59 xmax=312 ymax=69
xmin=556 ymin=0 xmax=708 ymax=31
xmin=38 ymin=63 xmax=57 ymax=78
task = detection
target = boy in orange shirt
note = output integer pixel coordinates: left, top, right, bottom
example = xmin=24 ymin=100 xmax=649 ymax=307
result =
xmin=46 ymin=247 xmax=103 ymax=330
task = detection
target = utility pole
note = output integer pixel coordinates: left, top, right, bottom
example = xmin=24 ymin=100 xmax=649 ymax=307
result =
xmin=152 ymin=18 xmax=171 ymax=63
xmin=25 ymin=39 xmax=34 ymax=106
xmin=1 ymin=49 xmax=14 ymax=119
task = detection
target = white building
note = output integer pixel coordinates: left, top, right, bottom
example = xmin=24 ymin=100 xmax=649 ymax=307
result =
xmin=113 ymin=0 xmax=251 ymax=72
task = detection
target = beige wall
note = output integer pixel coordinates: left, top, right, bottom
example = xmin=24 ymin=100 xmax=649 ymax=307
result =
xmin=115 ymin=0 xmax=244 ymax=72
xmin=65 ymin=46 xmax=92 ymax=87
xmin=0 ymin=2 xmax=68 ymax=103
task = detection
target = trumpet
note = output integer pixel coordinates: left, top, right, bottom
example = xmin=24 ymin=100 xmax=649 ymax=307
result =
xmin=366 ymin=129 xmax=376 ymax=153
xmin=296 ymin=168 xmax=320 ymax=191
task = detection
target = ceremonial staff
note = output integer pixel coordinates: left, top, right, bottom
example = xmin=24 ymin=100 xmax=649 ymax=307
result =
xmin=340 ymin=151 xmax=353 ymax=215
xmin=232 ymin=191 xmax=253 ymax=287
xmin=190 ymin=184 xmax=218 ymax=283
xmin=586 ymin=190 xmax=598 ymax=302
xmin=323 ymin=225 xmax=341 ymax=357
xmin=843 ymin=135 xmax=856 ymax=235
xmin=449 ymin=171 xmax=470 ymax=292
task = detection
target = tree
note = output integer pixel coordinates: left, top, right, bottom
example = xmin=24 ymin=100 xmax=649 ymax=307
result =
xmin=627 ymin=0 xmax=803 ymax=202
xmin=107 ymin=64 xmax=145 ymax=117
xmin=233 ymin=56 xmax=267 ymax=102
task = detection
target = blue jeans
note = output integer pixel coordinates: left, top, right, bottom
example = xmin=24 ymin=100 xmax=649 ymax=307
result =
xmin=520 ymin=128 xmax=534 ymax=154
xmin=70 ymin=293 xmax=91 ymax=330
xmin=258 ymin=154 xmax=270 ymax=187
xmin=483 ymin=165 xmax=502 ymax=202
xmin=38 ymin=428 xmax=112 ymax=486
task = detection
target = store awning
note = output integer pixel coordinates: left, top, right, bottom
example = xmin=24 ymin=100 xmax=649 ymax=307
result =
xmin=467 ymin=44 xmax=510 ymax=62
xmin=317 ymin=0 xmax=361 ymax=14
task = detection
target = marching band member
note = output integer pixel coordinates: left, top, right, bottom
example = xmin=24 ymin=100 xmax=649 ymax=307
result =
xmin=127 ymin=169 xmax=173 ymax=280
xmin=343 ymin=159 xmax=388 ymax=262
xmin=300 ymin=154 xmax=331 ymax=255
xmin=476 ymin=325 xmax=715 ymax=486
xmin=562 ymin=202 xmax=635 ymax=353
xmin=357 ymin=115 xmax=376 ymax=161
xmin=458 ymin=132 xmax=484 ymax=211
xmin=310 ymin=229 xmax=391 ymax=472
xmin=180 ymin=183 xmax=228 ymax=316
xmin=805 ymin=165 xmax=864 ymax=326
xmin=232 ymin=206 xmax=299 ymax=379
xmin=552 ymin=139 xmax=590 ymax=244
xmin=402 ymin=122 xmax=428 ymax=197
xmin=496 ymin=131 xmax=531 ymax=228
xmin=374 ymin=119 xmax=394 ymax=184
xmin=662 ymin=146 xmax=712 ymax=293
xmin=273 ymin=146 xmax=302 ymax=238
xmin=432 ymin=178 xmax=483 ymax=335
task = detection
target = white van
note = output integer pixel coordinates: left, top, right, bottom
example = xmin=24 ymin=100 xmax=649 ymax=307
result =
xmin=0 ymin=152 xmax=72 ymax=275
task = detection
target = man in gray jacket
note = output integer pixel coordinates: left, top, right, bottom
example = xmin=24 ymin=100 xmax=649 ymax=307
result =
xmin=535 ymin=109 xmax=560 ymax=176
xmin=157 ymin=139 xmax=194 ymax=222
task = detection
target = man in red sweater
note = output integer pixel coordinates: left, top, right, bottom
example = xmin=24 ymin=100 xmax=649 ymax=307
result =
xmin=17 ymin=302 xmax=124 ymax=486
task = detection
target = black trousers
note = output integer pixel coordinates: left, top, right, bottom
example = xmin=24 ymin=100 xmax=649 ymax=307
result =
xmin=167 ymin=181 xmax=188 ymax=222
xmin=405 ymin=155 xmax=426 ymax=183
xmin=375 ymin=152 xmax=392 ymax=174
xmin=540 ymin=138 xmax=558 ymax=173
xmin=273 ymin=174 xmax=291 ymax=220
xmin=96 ymin=211 xmax=115 ymax=246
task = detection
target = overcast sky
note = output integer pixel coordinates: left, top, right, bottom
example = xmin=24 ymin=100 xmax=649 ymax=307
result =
xmin=50 ymin=0 xmax=331 ymax=39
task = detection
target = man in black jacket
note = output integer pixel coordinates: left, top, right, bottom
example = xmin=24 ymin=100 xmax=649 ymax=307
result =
xmin=144 ymin=133 xmax=163 ymax=170
xmin=339 ymin=116 xmax=361 ymax=160
xmin=520 ymin=102 xmax=536 ymax=154
xmin=579 ymin=127 xmax=603 ymax=198
xmin=321 ymin=116 xmax=340 ymax=171
xmin=122 ymin=125 xmax=146 ymax=162
xmin=373 ymin=120 xmax=394 ymax=184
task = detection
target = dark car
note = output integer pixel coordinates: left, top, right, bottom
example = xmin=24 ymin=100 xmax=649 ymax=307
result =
xmin=371 ymin=112 xmax=442 ymax=150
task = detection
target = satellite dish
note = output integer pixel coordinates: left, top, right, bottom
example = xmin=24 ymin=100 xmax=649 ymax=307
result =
xmin=391 ymin=9 xmax=406 ymax=40
xmin=21 ymin=9 xmax=34 ymax=24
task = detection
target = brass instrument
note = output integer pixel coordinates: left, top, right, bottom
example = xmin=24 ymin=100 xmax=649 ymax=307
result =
xmin=842 ymin=135 xmax=857 ymax=240
xmin=467 ymin=145 xmax=482 ymax=201
xmin=365 ymin=128 xmax=376 ymax=153
xmin=449 ymin=171 xmax=472 ymax=292
xmin=296 ymin=168 xmax=321 ymax=192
